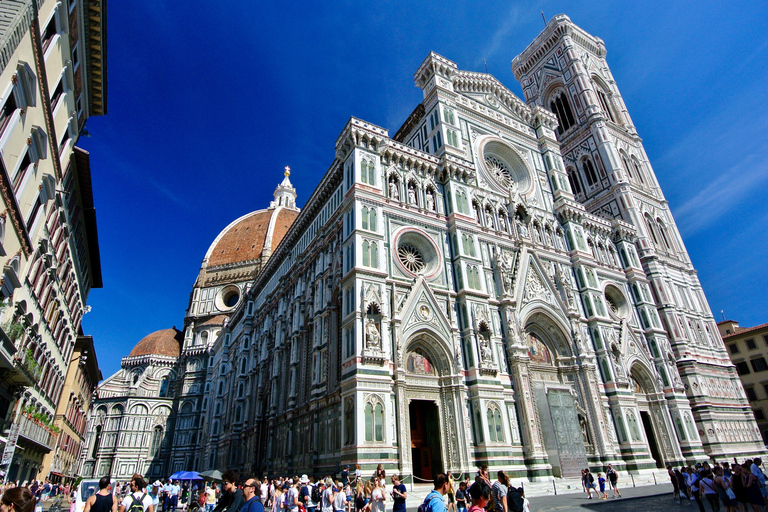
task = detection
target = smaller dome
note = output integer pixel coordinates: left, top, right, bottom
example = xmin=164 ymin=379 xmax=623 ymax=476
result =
xmin=129 ymin=328 xmax=183 ymax=358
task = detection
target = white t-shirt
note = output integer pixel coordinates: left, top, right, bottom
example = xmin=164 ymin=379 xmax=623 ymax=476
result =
xmin=121 ymin=491 xmax=153 ymax=512
xmin=206 ymin=489 xmax=216 ymax=505
xmin=261 ymin=484 xmax=269 ymax=502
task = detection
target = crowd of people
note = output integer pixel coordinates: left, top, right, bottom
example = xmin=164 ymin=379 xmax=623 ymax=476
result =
xmin=667 ymin=457 xmax=768 ymax=512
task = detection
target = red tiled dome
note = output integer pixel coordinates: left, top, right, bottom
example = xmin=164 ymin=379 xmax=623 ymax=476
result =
xmin=206 ymin=208 xmax=299 ymax=268
xmin=129 ymin=328 xmax=183 ymax=358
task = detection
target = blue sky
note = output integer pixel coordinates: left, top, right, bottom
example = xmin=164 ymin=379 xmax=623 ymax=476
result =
xmin=79 ymin=1 xmax=768 ymax=378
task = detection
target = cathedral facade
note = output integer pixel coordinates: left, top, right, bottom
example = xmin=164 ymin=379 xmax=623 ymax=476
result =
xmin=81 ymin=15 xmax=763 ymax=481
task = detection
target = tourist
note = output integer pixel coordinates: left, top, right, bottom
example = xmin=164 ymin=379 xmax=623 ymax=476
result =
xmin=689 ymin=466 xmax=705 ymax=512
xmin=455 ymin=482 xmax=467 ymax=512
xmin=699 ymin=470 xmax=720 ymax=512
xmin=741 ymin=463 xmax=763 ymax=512
xmin=420 ymin=474 xmax=448 ymax=512
xmin=368 ymin=480 xmax=383 ymax=512
xmin=373 ymin=467 xmax=385 ymax=484
xmin=713 ymin=467 xmax=736 ymax=512
xmin=580 ymin=470 xmax=587 ymax=494
xmin=331 ymin=481 xmax=346 ymax=512
xmin=321 ymin=479 xmax=336 ymax=512
xmin=491 ymin=472 xmax=508 ymax=512
xmin=83 ymin=476 xmax=118 ymax=512
xmin=390 ymin=476 xmax=405 ymax=512
xmin=300 ymin=476 xmax=316 ymax=512
xmin=354 ymin=467 xmax=362 ymax=487
xmin=353 ymin=482 xmax=366 ymax=512
xmin=206 ymin=484 xmax=217 ymax=512
xmin=341 ymin=468 xmax=349 ymax=489
xmin=239 ymin=478 xmax=263 ymax=512
xmin=118 ymin=475 xmax=153 ymax=512
xmin=667 ymin=465 xmax=681 ymax=503
xmin=214 ymin=471 xmax=244 ymax=512
xmin=749 ymin=458 xmax=767 ymax=509
xmin=284 ymin=480 xmax=300 ymax=512
xmin=445 ymin=473 xmax=455 ymax=512
xmin=606 ymin=464 xmax=621 ymax=498
xmin=148 ymin=482 xmax=160 ymax=511
xmin=583 ymin=469 xmax=596 ymax=500
xmin=467 ymin=480 xmax=490 ymax=512
xmin=597 ymin=473 xmax=608 ymax=500
xmin=1 ymin=486 xmax=37 ymax=512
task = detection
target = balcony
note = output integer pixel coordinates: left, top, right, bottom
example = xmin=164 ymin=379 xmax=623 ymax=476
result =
xmin=17 ymin=413 xmax=54 ymax=452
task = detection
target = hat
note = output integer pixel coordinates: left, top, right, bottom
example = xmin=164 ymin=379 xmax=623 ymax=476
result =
xmin=153 ymin=481 xmax=161 ymax=487
xmin=300 ymin=475 xmax=309 ymax=484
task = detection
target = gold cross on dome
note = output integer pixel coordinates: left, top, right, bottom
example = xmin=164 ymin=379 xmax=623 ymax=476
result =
xmin=284 ymin=166 xmax=291 ymax=177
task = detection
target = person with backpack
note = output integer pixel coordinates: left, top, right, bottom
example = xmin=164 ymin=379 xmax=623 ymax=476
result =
xmin=118 ymin=475 xmax=154 ymax=512
xmin=300 ymin=476 xmax=317 ymax=512
xmin=419 ymin=474 xmax=449 ymax=512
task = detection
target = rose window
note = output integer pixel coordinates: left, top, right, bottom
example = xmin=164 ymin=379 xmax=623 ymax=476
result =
xmin=398 ymin=243 xmax=425 ymax=273
xmin=484 ymin=155 xmax=513 ymax=188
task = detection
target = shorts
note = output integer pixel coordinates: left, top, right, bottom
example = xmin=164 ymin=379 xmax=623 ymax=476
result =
xmin=761 ymin=486 xmax=768 ymax=498
xmin=448 ymin=494 xmax=454 ymax=504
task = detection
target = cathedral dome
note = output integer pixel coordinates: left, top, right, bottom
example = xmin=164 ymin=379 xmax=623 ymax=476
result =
xmin=129 ymin=328 xmax=183 ymax=358
xmin=201 ymin=168 xmax=300 ymax=270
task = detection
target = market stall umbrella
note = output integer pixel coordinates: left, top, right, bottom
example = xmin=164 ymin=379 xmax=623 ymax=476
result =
xmin=200 ymin=470 xmax=223 ymax=482
xmin=169 ymin=471 xmax=203 ymax=480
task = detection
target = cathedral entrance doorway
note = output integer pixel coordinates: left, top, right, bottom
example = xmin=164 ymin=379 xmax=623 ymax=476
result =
xmin=524 ymin=317 xmax=588 ymax=478
xmin=409 ymin=400 xmax=443 ymax=481
xmin=640 ymin=411 xmax=663 ymax=468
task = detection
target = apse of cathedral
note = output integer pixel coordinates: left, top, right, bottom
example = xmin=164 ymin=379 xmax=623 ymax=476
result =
xmin=81 ymin=15 xmax=764 ymax=480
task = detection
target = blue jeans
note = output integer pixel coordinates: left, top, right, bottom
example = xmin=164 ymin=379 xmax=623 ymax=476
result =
xmin=206 ymin=505 xmax=215 ymax=512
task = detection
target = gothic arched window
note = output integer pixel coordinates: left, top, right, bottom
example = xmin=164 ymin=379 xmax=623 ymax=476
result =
xmin=567 ymin=168 xmax=583 ymax=195
xmin=549 ymin=91 xmax=576 ymax=136
xmin=593 ymin=82 xmax=615 ymax=122
xmin=344 ymin=399 xmax=354 ymax=445
xmin=487 ymin=405 xmax=504 ymax=443
xmin=582 ymin=158 xmax=598 ymax=187
xmin=364 ymin=401 xmax=384 ymax=442
xmin=632 ymin=158 xmax=646 ymax=184
xmin=150 ymin=426 xmax=163 ymax=456
xmin=159 ymin=377 xmax=169 ymax=398
xmin=91 ymin=425 xmax=102 ymax=458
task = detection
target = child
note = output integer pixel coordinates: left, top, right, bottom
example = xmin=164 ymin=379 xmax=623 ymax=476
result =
xmin=597 ymin=473 xmax=608 ymax=500
xmin=455 ymin=482 xmax=467 ymax=512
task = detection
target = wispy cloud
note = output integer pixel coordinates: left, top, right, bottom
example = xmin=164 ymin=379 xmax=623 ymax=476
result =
xmin=673 ymin=153 xmax=768 ymax=234
xmin=476 ymin=6 xmax=525 ymax=67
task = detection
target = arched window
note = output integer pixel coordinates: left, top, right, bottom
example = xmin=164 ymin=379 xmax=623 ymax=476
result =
xmin=582 ymin=158 xmax=598 ymax=187
xmin=487 ymin=406 xmax=504 ymax=442
xmin=150 ymin=426 xmax=163 ymax=456
xmin=362 ymin=207 xmax=369 ymax=230
xmin=657 ymin=219 xmax=672 ymax=250
xmin=159 ymin=377 xmax=169 ymax=397
xmin=370 ymin=242 xmax=378 ymax=268
xmin=368 ymin=208 xmax=376 ymax=231
xmin=91 ymin=425 xmax=102 ymax=457
xmin=567 ymin=168 xmax=583 ymax=195
xmin=217 ymin=381 xmax=224 ymax=395
xmin=344 ymin=399 xmax=354 ymax=445
xmin=361 ymin=161 xmax=374 ymax=185
xmin=241 ymin=358 xmax=248 ymax=375
xmin=594 ymin=83 xmax=615 ymax=122
xmin=644 ymin=214 xmax=659 ymax=245
xmin=200 ymin=331 xmax=209 ymax=346
xmin=362 ymin=241 xmax=370 ymax=267
xmin=235 ymin=405 xmax=242 ymax=423
xmin=364 ymin=401 xmax=384 ymax=442
xmin=632 ymin=159 xmax=645 ymax=184
xmin=549 ymin=91 xmax=576 ymax=136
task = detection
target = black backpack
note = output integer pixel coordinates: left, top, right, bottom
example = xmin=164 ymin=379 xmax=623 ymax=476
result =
xmin=128 ymin=493 xmax=147 ymax=512
xmin=507 ymin=487 xmax=524 ymax=512
xmin=311 ymin=486 xmax=322 ymax=504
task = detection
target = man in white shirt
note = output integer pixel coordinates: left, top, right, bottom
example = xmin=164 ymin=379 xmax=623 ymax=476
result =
xmin=168 ymin=480 xmax=180 ymax=512
xmin=119 ymin=475 xmax=154 ymax=512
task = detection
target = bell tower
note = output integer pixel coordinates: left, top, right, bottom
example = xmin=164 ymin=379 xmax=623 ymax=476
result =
xmin=512 ymin=14 xmax=763 ymax=459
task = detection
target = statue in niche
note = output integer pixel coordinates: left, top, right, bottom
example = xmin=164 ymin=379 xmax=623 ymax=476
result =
xmin=426 ymin=189 xmax=435 ymax=211
xmin=610 ymin=342 xmax=626 ymax=380
xmin=579 ymin=415 xmax=590 ymax=444
xmin=365 ymin=318 xmax=382 ymax=351
xmin=389 ymin=179 xmax=399 ymax=200
xmin=408 ymin=183 xmax=417 ymax=205
xmin=532 ymin=225 xmax=541 ymax=243
xmin=495 ymin=251 xmax=514 ymax=293
xmin=517 ymin=220 xmax=529 ymax=238
xmin=543 ymin=228 xmax=552 ymax=246
xmin=498 ymin=214 xmax=507 ymax=232
xmin=555 ymin=264 xmax=574 ymax=307
xmin=509 ymin=179 xmax=518 ymax=198
xmin=479 ymin=337 xmax=493 ymax=363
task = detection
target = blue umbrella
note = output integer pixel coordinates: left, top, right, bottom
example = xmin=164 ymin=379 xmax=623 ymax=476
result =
xmin=169 ymin=471 xmax=203 ymax=480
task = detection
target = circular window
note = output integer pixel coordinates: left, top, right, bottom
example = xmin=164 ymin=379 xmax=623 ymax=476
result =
xmin=398 ymin=243 xmax=425 ymax=273
xmin=215 ymin=285 xmax=241 ymax=311
xmin=604 ymin=285 xmax=629 ymax=319
xmin=394 ymin=229 xmax=440 ymax=278
xmin=479 ymin=138 xmax=532 ymax=194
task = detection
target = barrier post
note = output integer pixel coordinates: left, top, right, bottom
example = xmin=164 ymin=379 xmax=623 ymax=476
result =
xmin=631 ymin=474 xmax=635 ymax=487
xmin=553 ymin=479 xmax=557 ymax=495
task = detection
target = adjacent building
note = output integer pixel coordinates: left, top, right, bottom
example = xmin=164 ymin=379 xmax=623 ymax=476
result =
xmin=81 ymin=14 xmax=762 ymax=482
xmin=0 ymin=0 xmax=106 ymax=483
xmin=719 ymin=320 xmax=768 ymax=444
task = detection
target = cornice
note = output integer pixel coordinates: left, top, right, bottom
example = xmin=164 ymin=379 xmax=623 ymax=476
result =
xmin=452 ymin=70 xmax=531 ymax=123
